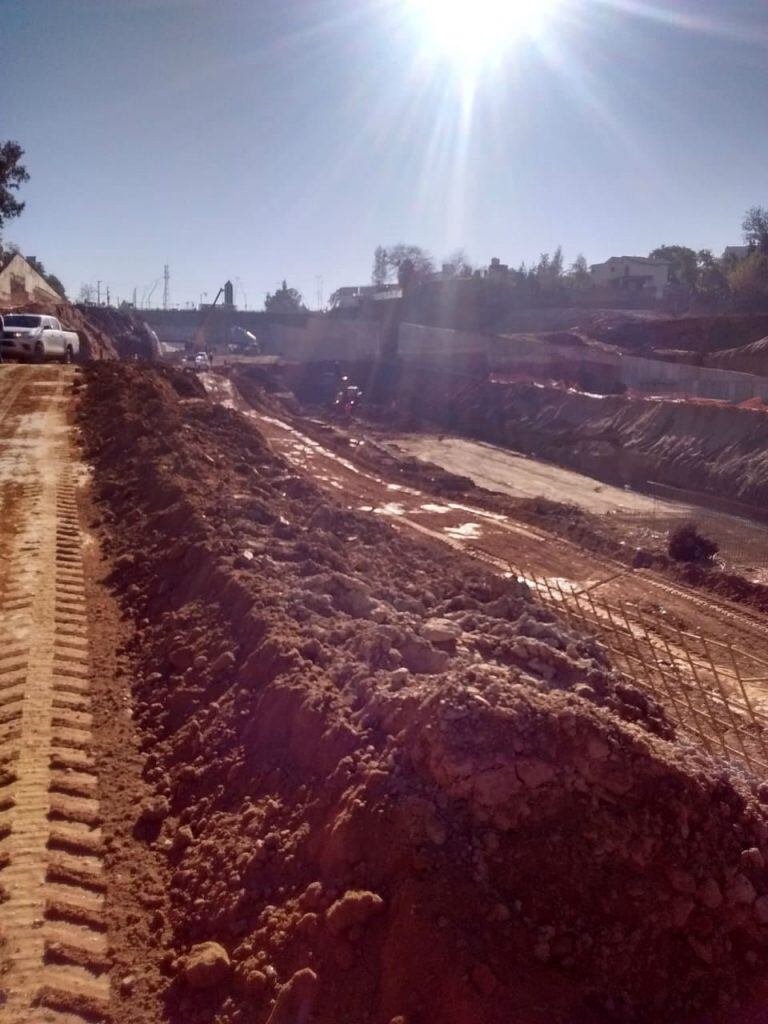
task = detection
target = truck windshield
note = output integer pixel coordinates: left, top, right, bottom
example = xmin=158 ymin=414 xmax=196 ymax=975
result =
xmin=3 ymin=315 xmax=42 ymax=328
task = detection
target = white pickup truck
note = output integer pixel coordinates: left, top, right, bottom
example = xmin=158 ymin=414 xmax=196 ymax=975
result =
xmin=1 ymin=313 xmax=80 ymax=364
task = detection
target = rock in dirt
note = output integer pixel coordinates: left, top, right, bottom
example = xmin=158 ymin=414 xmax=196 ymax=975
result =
xmin=265 ymin=968 xmax=318 ymax=1024
xmin=137 ymin=794 xmax=169 ymax=825
xmin=182 ymin=941 xmax=231 ymax=988
xmin=326 ymin=890 xmax=384 ymax=935
xmin=421 ymin=617 xmax=461 ymax=644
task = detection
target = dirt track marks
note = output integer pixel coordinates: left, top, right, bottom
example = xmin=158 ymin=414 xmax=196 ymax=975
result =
xmin=0 ymin=369 xmax=110 ymax=1023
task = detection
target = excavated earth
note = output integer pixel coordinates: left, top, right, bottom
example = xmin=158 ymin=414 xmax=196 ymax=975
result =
xmin=392 ymin=371 xmax=768 ymax=512
xmin=76 ymin=362 xmax=768 ymax=1024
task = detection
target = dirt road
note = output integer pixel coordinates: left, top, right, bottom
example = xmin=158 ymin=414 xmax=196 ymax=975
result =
xmin=0 ymin=365 xmax=111 ymax=1023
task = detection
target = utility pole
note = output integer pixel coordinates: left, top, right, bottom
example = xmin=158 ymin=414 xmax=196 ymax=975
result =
xmin=163 ymin=264 xmax=170 ymax=310
xmin=106 ymin=286 xmax=111 ymax=307
xmin=132 ymin=287 xmax=137 ymax=308
xmin=97 ymin=280 xmax=101 ymax=305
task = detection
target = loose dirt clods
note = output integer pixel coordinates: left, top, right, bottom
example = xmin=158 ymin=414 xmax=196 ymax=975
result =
xmin=74 ymin=362 xmax=768 ymax=1023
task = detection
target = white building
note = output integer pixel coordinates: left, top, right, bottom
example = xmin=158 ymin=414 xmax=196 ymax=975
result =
xmin=590 ymin=256 xmax=673 ymax=298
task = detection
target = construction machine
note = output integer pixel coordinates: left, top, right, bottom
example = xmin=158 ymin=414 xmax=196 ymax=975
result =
xmin=190 ymin=286 xmax=225 ymax=353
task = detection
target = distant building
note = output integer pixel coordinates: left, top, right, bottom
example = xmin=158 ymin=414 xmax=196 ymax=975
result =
xmin=722 ymin=245 xmax=751 ymax=261
xmin=0 ymin=252 xmax=65 ymax=306
xmin=589 ymin=256 xmax=673 ymax=298
xmin=486 ymin=257 xmax=510 ymax=279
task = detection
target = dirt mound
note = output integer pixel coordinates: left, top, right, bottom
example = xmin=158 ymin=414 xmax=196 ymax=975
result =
xmin=0 ymin=299 xmax=119 ymax=359
xmin=79 ymin=364 xmax=768 ymax=1023
xmin=592 ymin=315 xmax=768 ymax=358
xmin=709 ymin=336 xmax=768 ymax=377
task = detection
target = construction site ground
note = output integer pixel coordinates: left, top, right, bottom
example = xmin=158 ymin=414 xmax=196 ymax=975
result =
xmin=203 ymin=376 xmax=768 ymax=672
xmin=7 ymin=359 xmax=768 ymax=1023
xmin=387 ymin=434 xmax=768 ymax=586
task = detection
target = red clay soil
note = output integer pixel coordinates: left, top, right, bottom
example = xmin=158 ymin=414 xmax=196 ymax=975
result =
xmin=76 ymin=304 xmax=159 ymax=360
xmin=80 ymin=363 xmax=768 ymax=1024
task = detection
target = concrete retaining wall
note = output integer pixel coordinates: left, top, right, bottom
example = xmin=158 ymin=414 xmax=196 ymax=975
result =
xmin=621 ymin=354 xmax=768 ymax=401
xmin=268 ymin=318 xmax=383 ymax=361
xmin=398 ymin=323 xmax=768 ymax=403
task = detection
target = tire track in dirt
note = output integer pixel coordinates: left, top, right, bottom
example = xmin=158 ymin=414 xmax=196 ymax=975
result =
xmin=0 ymin=369 xmax=111 ymax=1024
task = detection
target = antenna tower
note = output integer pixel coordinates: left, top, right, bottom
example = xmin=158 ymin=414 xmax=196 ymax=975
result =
xmin=163 ymin=264 xmax=170 ymax=310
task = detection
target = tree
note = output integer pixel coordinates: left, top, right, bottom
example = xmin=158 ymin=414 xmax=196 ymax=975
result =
xmin=533 ymin=247 xmax=566 ymax=294
xmin=743 ymin=206 xmax=768 ymax=254
xmin=78 ymin=283 xmax=96 ymax=304
xmin=694 ymin=249 xmax=729 ymax=304
xmin=649 ymin=245 xmax=698 ymax=289
xmin=372 ymin=246 xmax=388 ymax=287
xmin=727 ymin=251 xmax=768 ymax=306
xmin=370 ymin=244 xmax=434 ymax=287
xmin=567 ymin=253 xmax=590 ymax=288
xmin=264 ymin=280 xmax=306 ymax=314
xmin=442 ymin=249 xmax=473 ymax=277
xmin=0 ymin=140 xmax=29 ymax=238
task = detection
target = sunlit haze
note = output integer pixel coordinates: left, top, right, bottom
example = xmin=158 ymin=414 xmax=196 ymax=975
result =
xmin=3 ymin=0 xmax=768 ymax=307
xmin=406 ymin=0 xmax=561 ymax=72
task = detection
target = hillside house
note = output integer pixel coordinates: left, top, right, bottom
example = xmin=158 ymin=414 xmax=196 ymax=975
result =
xmin=590 ymin=256 xmax=673 ymax=298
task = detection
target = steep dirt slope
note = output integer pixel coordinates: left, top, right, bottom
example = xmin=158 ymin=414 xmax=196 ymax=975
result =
xmin=709 ymin=336 xmax=768 ymax=377
xmin=76 ymin=363 xmax=768 ymax=1024
xmin=77 ymin=305 xmax=159 ymax=360
xmin=592 ymin=315 xmax=768 ymax=357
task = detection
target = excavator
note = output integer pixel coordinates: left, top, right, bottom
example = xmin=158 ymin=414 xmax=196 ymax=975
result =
xmin=190 ymin=286 xmax=225 ymax=353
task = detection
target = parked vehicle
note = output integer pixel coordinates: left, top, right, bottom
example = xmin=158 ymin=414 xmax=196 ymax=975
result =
xmin=187 ymin=351 xmax=211 ymax=370
xmin=1 ymin=314 xmax=80 ymax=364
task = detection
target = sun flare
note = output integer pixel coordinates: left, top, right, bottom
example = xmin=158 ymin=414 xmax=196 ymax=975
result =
xmin=408 ymin=0 xmax=560 ymax=71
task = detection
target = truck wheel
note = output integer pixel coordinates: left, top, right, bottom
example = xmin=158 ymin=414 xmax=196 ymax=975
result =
xmin=63 ymin=346 xmax=73 ymax=365
xmin=33 ymin=343 xmax=44 ymax=364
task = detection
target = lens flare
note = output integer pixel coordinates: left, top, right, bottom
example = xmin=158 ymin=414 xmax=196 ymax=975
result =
xmin=408 ymin=0 xmax=561 ymax=71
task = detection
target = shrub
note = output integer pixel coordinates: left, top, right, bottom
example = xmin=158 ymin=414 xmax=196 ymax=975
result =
xmin=668 ymin=522 xmax=719 ymax=563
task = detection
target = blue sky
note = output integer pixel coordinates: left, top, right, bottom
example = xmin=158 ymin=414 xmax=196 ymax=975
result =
xmin=2 ymin=0 xmax=768 ymax=308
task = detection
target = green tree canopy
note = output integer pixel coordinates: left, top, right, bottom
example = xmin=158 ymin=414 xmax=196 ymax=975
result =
xmin=370 ymin=244 xmax=434 ymax=287
xmin=743 ymin=206 xmax=768 ymax=254
xmin=264 ymin=280 xmax=306 ymax=314
xmin=728 ymin=251 xmax=768 ymax=306
xmin=0 ymin=140 xmax=29 ymax=238
xmin=649 ymin=245 xmax=699 ymax=288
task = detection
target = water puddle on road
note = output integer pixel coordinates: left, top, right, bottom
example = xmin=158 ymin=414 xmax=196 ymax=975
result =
xmin=445 ymin=522 xmax=483 ymax=539
xmin=374 ymin=502 xmax=407 ymax=517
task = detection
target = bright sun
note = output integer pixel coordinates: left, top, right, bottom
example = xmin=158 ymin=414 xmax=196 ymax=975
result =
xmin=409 ymin=0 xmax=560 ymax=71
